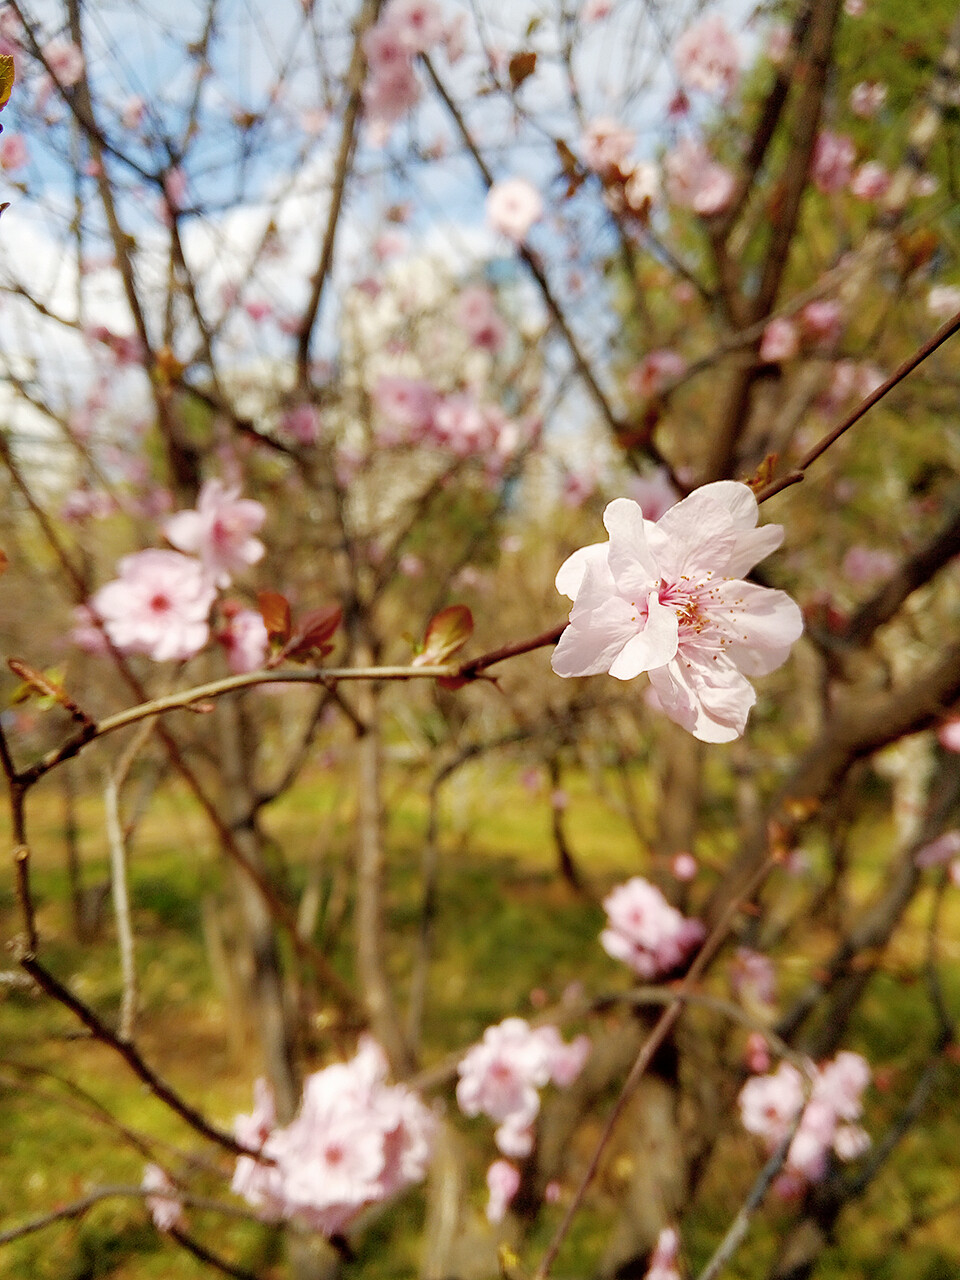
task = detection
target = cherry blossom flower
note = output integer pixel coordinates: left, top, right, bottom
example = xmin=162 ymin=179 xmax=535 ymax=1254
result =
xmin=456 ymin=285 xmax=507 ymax=352
xmin=811 ymin=132 xmax=856 ymax=194
xmin=628 ymin=349 xmax=687 ymax=400
xmin=90 ymin=550 xmax=216 ymax=662
xmin=927 ymin=285 xmax=960 ymax=320
xmin=849 ymin=161 xmax=890 ymax=201
xmin=0 ymin=133 xmax=28 ymax=170
xmin=218 ymin=606 xmax=269 ymax=674
xmin=799 ymin=298 xmax=843 ymax=346
xmin=581 ymin=116 xmax=635 ymax=173
xmin=43 ymin=38 xmax=84 ymax=87
xmin=849 ymin=80 xmax=887 ymax=118
xmin=551 ymin=482 xmax=803 ymax=742
xmin=281 ymin=403 xmax=323 ymax=444
xmin=673 ymin=14 xmax=740 ymax=98
xmin=164 ymin=479 xmax=266 ymax=588
xmin=373 ymin=375 xmax=437 ymax=444
xmin=745 ymin=1032 xmax=771 ymax=1074
xmin=665 ymin=138 xmax=735 ymax=216
xmin=627 ymin=468 xmax=679 ymax=522
xmin=382 ymin=0 xmax=445 ymax=52
xmin=729 ymin=946 xmax=776 ymax=1010
xmin=232 ymin=1039 xmax=434 ymax=1236
xmin=842 ymin=545 xmax=896 ymax=585
xmin=766 ymin=22 xmax=793 ymax=66
xmin=456 ymin=1018 xmax=589 ymax=1158
xmin=915 ymin=830 xmax=960 ymax=868
xmin=600 ymin=877 xmax=704 ymax=979
xmin=486 ymin=178 xmax=543 ymax=243
xmin=142 ymin=1164 xmax=185 ymax=1233
xmin=739 ymin=1051 xmax=870 ymax=1187
xmin=486 ymin=1159 xmax=520 ymax=1223
xmin=937 ymin=720 xmax=960 ymax=752
xmin=624 ymin=162 xmax=659 ymax=213
xmin=759 ymin=317 xmax=799 ymax=362
xmin=121 ymin=95 xmax=146 ymax=130
xmin=644 ymin=1226 xmax=681 ymax=1280
xmin=671 ymin=851 xmax=697 ymax=881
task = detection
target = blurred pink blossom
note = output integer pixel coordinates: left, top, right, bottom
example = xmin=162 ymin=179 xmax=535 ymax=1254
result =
xmin=915 ymin=830 xmax=960 ymax=868
xmin=142 ymin=1164 xmax=185 ymax=1233
xmin=486 ymin=1159 xmax=520 ymax=1223
xmin=927 ymin=285 xmax=960 ymax=320
xmin=218 ymin=607 xmax=269 ymax=674
xmin=43 ymin=38 xmax=84 ymax=87
xmin=90 ymin=550 xmax=215 ymax=662
xmin=644 ymin=1226 xmax=681 ymax=1280
xmin=937 ymin=719 xmax=960 ymax=752
xmin=486 ymin=178 xmax=543 ymax=242
xmin=627 ymin=349 xmax=686 ymax=399
xmin=456 ymin=285 xmax=507 ymax=352
xmin=0 ymin=133 xmax=28 ymax=170
xmin=382 ymin=0 xmax=445 ymax=52
xmin=842 ymin=545 xmax=896 ymax=585
xmin=600 ymin=877 xmax=704 ymax=979
xmin=849 ymin=80 xmax=887 ymax=118
xmin=624 ymin=162 xmax=659 ymax=213
xmin=281 ymin=403 xmax=323 ymax=444
xmin=581 ymin=116 xmax=635 ymax=173
xmin=849 ymin=161 xmax=890 ymax=201
xmin=799 ymin=299 xmax=843 ymax=346
xmin=551 ymin=483 xmax=803 ymax=742
xmin=665 ymin=138 xmax=735 ymax=216
xmin=626 ymin=468 xmax=679 ymax=522
xmin=760 ymin=317 xmax=799 ymax=362
xmin=165 ymin=479 xmax=266 ymax=588
xmin=673 ymin=14 xmax=740 ymax=98
xmin=232 ymin=1039 xmax=434 ymax=1235
xmin=670 ymin=852 xmax=697 ymax=881
xmin=456 ymin=1018 xmax=589 ymax=1157
xmin=811 ymin=132 xmax=856 ymax=194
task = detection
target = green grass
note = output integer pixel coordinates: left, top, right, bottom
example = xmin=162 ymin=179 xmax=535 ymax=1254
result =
xmin=1 ymin=758 xmax=959 ymax=1278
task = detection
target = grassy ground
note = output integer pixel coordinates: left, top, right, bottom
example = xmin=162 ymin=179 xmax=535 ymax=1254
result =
xmin=1 ymin=755 xmax=959 ymax=1279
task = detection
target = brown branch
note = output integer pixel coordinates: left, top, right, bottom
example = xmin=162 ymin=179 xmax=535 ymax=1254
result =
xmin=18 ymin=956 xmax=257 ymax=1159
xmin=756 ymin=308 xmax=960 ymax=503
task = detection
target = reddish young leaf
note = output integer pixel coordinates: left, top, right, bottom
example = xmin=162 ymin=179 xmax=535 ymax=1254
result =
xmin=285 ymin=604 xmax=342 ymax=661
xmin=413 ymin=604 xmax=474 ymax=666
xmin=258 ymin=591 xmax=292 ymax=644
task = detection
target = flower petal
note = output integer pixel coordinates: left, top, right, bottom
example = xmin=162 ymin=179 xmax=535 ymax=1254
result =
xmin=608 ymin=592 xmax=678 ymax=679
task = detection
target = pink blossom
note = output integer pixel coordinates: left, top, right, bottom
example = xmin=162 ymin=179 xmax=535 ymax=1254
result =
xmin=624 ymin=162 xmax=659 ymax=213
xmin=456 ymin=1019 xmax=588 ymax=1157
xmin=850 ymin=161 xmax=890 ymax=201
xmin=627 ymin=349 xmax=686 ymax=399
xmin=441 ymin=11 xmax=468 ymax=61
xmin=627 ymin=469 xmax=680 ymax=522
xmin=70 ymin=603 xmax=110 ymax=655
xmin=398 ymin=552 xmax=424 ymax=577
xmin=60 ymin=488 xmax=114 ymax=522
xmin=0 ymin=133 xmax=28 ymax=170
xmin=739 ymin=1051 xmax=870 ymax=1185
xmin=664 ymin=139 xmax=735 ymax=216
xmin=844 ymin=0 xmax=865 ymax=14
xmin=121 ymin=95 xmax=146 ymax=130
xmin=281 ymin=403 xmax=323 ymax=444
xmin=849 ymin=80 xmax=886 ymax=118
xmin=363 ymin=57 xmax=420 ymax=126
xmin=671 ymin=851 xmax=697 ymax=881
xmin=43 ymin=38 xmax=84 ymax=87
xmin=583 ymin=0 xmax=612 ymax=18
xmin=581 ymin=116 xmax=635 ymax=173
xmin=729 ymin=947 xmax=776 ymax=1009
xmin=759 ymin=317 xmax=799 ymax=362
xmin=218 ymin=607 xmax=269 ymax=674
xmin=927 ymin=285 xmax=960 ymax=320
xmin=164 ymin=480 xmax=266 ymax=588
xmin=937 ymin=719 xmax=960 ymax=752
xmin=486 ymin=178 xmax=543 ymax=243
xmin=745 ymin=1032 xmax=771 ymax=1074
xmin=382 ymin=0 xmax=445 ymax=53
xmin=233 ymin=1039 xmax=434 ymax=1236
xmin=644 ymin=1226 xmax=681 ymax=1280
xmin=163 ymin=167 xmax=188 ymax=212
xmin=456 ymin=285 xmax=507 ymax=352
xmin=915 ymin=830 xmax=960 ymax=868
xmin=842 ymin=545 xmax=896 ymax=585
xmin=811 ymin=132 xmax=856 ymax=194
xmin=551 ymin=483 xmax=804 ymax=742
xmin=90 ymin=550 xmax=216 ymax=662
xmin=766 ymin=23 xmax=792 ymax=66
xmin=373 ymin=375 xmax=437 ymax=443
xmin=142 ymin=1164 xmax=185 ymax=1233
xmin=673 ymin=14 xmax=740 ymax=98
xmin=799 ymin=299 xmax=843 ymax=346
xmin=486 ymin=1159 xmax=520 ymax=1223
xmin=600 ymin=876 xmax=704 ymax=979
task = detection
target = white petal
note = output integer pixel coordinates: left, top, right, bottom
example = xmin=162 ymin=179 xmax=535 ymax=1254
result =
xmin=724 ymin=523 xmax=784 ymax=577
xmin=608 ymin=593 xmax=678 ymax=679
xmin=555 ymin=542 xmax=607 ymax=599
xmin=552 ymin=594 xmax=639 ymax=677
xmin=602 ymin=498 xmax=661 ymax=594
xmin=709 ymin=581 xmax=804 ymax=675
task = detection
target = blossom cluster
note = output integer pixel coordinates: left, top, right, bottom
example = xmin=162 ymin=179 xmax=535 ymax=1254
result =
xmin=600 ymin=877 xmax=704 ymax=980
xmin=84 ymin=479 xmax=268 ymax=669
xmin=232 ymin=1039 xmax=435 ymax=1237
xmin=456 ymin=1017 xmax=590 ymax=1159
xmin=552 ymin=482 xmax=804 ymax=742
xmin=739 ymin=1051 xmax=871 ymax=1190
xmin=362 ymin=0 xmax=460 ymax=131
xmin=372 ymin=375 xmax=526 ymax=471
